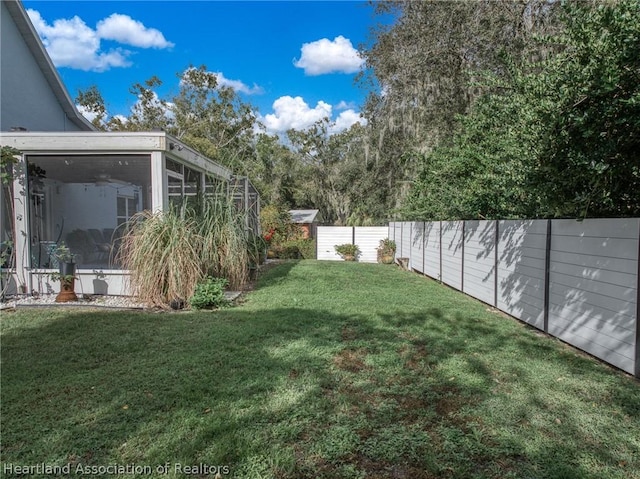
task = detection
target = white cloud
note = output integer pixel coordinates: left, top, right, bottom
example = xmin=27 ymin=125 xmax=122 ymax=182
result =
xmin=27 ymin=9 xmax=129 ymax=71
xmin=259 ymin=97 xmax=365 ymax=136
xmin=76 ymin=104 xmax=100 ymax=122
xmin=330 ymin=109 xmax=367 ymax=134
xmin=294 ymin=35 xmax=364 ymax=75
xmin=26 ymin=9 xmax=172 ymax=72
xmin=179 ymin=68 xmax=263 ymax=95
xmin=214 ymin=72 xmax=264 ymax=95
xmin=336 ymin=100 xmax=356 ymax=111
xmin=261 ymin=96 xmax=332 ymax=133
xmin=96 ymin=13 xmax=174 ymax=48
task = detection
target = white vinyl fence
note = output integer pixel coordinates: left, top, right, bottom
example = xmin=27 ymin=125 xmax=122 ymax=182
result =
xmin=390 ymin=219 xmax=640 ymax=377
xmin=317 ymin=226 xmax=389 ymax=263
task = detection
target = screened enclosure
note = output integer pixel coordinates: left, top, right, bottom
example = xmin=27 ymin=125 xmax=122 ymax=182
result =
xmin=27 ymin=154 xmax=151 ymax=270
xmin=1 ymin=132 xmax=260 ymax=296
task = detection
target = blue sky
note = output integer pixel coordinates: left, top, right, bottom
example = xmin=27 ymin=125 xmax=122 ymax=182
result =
xmin=23 ymin=1 xmax=385 ymax=134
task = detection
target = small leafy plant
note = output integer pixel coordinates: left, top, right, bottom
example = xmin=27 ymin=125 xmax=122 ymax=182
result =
xmin=377 ymin=238 xmax=396 ymax=263
xmin=377 ymin=238 xmax=396 ymax=255
xmin=189 ymin=277 xmax=230 ymax=310
xmin=48 ymin=272 xmax=76 ymax=284
xmin=334 ymin=243 xmax=360 ymax=261
xmin=50 ymin=242 xmax=75 ymax=266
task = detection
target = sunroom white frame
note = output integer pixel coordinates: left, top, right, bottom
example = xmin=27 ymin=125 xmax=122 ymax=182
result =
xmin=1 ymin=131 xmax=234 ymax=297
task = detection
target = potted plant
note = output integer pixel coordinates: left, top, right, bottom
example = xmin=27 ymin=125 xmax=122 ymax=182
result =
xmin=377 ymin=238 xmax=396 ymax=264
xmin=334 ymin=243 xmax=360 ymax=261
xmin=50 ymin=242 xmax=78 ymax=302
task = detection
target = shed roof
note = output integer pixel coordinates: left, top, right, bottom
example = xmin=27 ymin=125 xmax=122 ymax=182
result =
xmin=290 ymin=209 xmax=320 ymax=224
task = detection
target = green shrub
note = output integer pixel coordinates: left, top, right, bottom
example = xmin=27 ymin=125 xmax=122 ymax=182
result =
xmin=289 ymin=238 xmax=316 ymax=259
xmin=189 ymin=277 xmax=229 ymax=310
xmin=267 ymin=239 xmax=316 ymax=260
xmin=271 ymin=243 xmax=301 ymax=259
xmin=260 ymin=204 xmax=302 ymax=244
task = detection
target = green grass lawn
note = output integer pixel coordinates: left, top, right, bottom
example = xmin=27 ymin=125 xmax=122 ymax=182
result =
xmin=1 ymin=260 xmax=639 ymax=478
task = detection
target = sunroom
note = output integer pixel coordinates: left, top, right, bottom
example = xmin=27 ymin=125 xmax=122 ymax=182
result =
xmin=1 ymin=131 xmax=259 ymax=297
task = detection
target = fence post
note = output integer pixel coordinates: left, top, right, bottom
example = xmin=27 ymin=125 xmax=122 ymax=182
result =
xmin=635 ymin=220 xmax=640 ymax=378
xmin=422 ymin=221 xmax=426 ymax=275
xmin=439 ymin=221 xmax=443 ymax=282
xmin=461 ymin=221 xmax=465 ymax=292
xmin=543 ymin=219 xmax=552 ymax=334
xmin=409 ymin=222 xmax=413 ymax=267
xmin=494 ymin=220 xmax=499 ymax=308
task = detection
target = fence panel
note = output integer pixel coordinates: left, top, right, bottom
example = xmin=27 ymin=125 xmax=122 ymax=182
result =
xmin=423 ymin=221 xmax=441 ymax=280
xmin=317 ymin=227 xmax=354 ymax=261
xmin=400 ymin=222 xmax=412 ymax=260
xmin=497 ymin=220 xmax=547 ymax=330
xmin=317 ymin=226 xmax=389 ymax=263
xmin=463 ymin=220 xmax=497 ymax=306
xmin=548 ymin=218 xmax=639 ymax=375
xmin=390 ymin=222 xmax=401 ymax=260
xmin=326 ymin=218 xmax=639 ymax=376
xmin=410 ymin=222 xmax=425 ymax=273
xmin=441 ymin=221 xmax=463 ymax=290
xmin=355 ymin=227 xmax=389 ymax=263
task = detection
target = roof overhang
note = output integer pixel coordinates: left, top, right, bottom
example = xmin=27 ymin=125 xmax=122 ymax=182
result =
xmin=0 ymin=131 xmax=233 ymax=180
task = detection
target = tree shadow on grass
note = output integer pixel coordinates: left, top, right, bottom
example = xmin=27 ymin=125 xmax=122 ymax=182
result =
xmin=1 ymin=296 xmax=639 ymax=478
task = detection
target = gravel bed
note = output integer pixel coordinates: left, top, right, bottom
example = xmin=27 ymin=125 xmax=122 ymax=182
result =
xmin=0 ymin=291 xmax=243 ymax=311
xmin=1 ymin=294 xmax=146 ymax=310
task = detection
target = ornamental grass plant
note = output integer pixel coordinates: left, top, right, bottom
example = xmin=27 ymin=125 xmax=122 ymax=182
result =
xmin=195 ymin=191 xmax=249 ymax=289
xmin=117 ymin=188 xmax=249 ymax=309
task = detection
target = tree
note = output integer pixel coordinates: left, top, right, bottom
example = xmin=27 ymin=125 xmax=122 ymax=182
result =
xmin=75 ymin=66 xmax=257 ymax=172
xmin=75 ymin=85 xmax=108 ymax=130
xmin=125 ymin=76 xmax=172 ymax=131
xmin=531 ymin=0 xmax=640 ymax=217
xmin=250 ymin=133 xmax=300 ymax=206
xmin=287 ymin=120 xmax=383 ymax=225
xmin=403 ymin=0 xmax=640 ymax=220
xmin=171 ymin=66 xmax=256 ymax=172
xmin=359 ymin=0 xmax=562 ymax=214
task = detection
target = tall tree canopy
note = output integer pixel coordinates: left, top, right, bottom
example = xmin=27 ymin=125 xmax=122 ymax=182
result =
xmin=76 ymin=1 xmax=639 ymax=224
xmin=403 ymin=0 xmax=640 ymax=220
xmin=359 ymin=0 xmax=562 ymax=215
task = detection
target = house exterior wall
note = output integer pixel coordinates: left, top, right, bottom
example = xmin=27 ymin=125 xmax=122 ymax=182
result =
xmin=0 ymin=2 xmax=85 ymax=132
